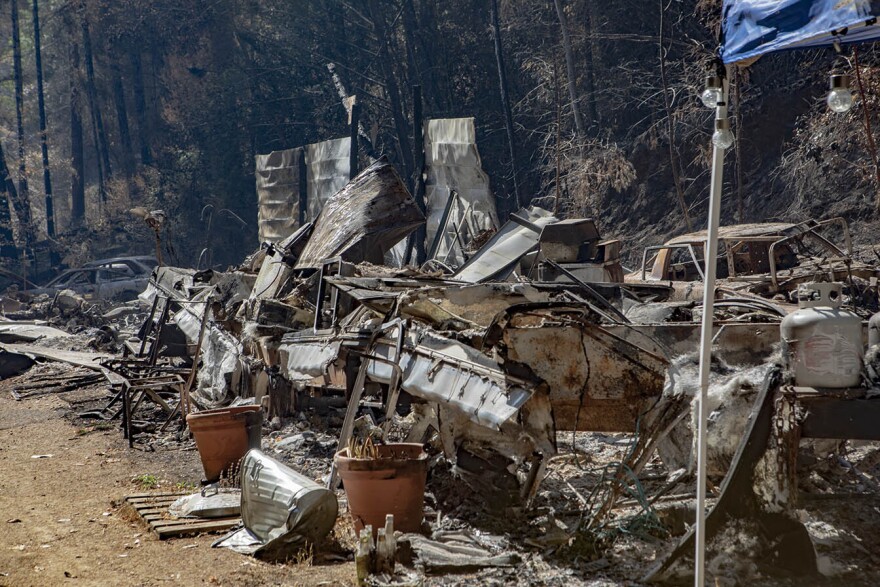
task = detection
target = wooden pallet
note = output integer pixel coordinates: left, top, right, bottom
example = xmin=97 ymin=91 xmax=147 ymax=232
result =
xmin=123 ymin=492 xmax=241 ymax=540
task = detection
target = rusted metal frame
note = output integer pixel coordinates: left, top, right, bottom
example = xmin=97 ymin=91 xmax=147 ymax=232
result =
xmin=640 ymin=245 xmax=664 ymax=280
xmin=640 ymin=243 xmax=704 ymax=281
xmin=380 ymin=324 xmax=407 ymax=437
xmin=313 ymin=258 xmax=346 ymax=332
xmin=726 ymin=239 xmax=738 ymax=278
xmin=686 ymin=243 xmax=705 ymax=281
xmin=767 ymin=217 xmax=851 ymax=291
xmin=578 ymin=323 xmax=668 ymax=366
xmin=544 ymin=259 xmax=630 ymax=323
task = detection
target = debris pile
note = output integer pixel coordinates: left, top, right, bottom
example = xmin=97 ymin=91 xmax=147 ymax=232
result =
xmin=5 ymin=156 xmax=880 ymax=585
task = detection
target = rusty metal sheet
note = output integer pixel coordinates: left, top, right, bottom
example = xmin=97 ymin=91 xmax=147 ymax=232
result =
xmin=504 ymin=321 xmax=667 ymax=433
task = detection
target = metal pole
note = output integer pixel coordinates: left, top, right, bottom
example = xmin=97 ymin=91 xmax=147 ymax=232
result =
xmin=695 ymin=66 xmax=730 ymax=587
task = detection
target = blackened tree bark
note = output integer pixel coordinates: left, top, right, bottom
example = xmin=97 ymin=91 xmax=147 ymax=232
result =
xmin=401 ymin=0 xmax=442 ymax=113
xmin=80 ymin=5 xmax=112 ymax=197
xmin=582 ymin=1 xmax=598 ymax=126
xmin=111 ymin=57 xmax=136 ymax=178
xmin=659 ymin=0 xmax=692 ymax=231
xmin=0 ymin=142 xmax=19 ymax=253
xmin=11 ymin=0 xmax=34 ymax=249
xmin=490 ymin=0 xmax=523 ymax=208
xmin=553 ymin=0 xmax=585 ymax=138
xmin=129 ymin=50 xmax=152 ymax=166
xmin=367 ymin=0 xmax=414 ymax=181
xmin=69 ymin=36 xmax=86 ymax=226
xmin=32 ymin=0 xmax=55 ymax=237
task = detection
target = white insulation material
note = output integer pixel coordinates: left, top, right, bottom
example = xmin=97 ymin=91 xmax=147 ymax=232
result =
xmin=657 ymin=354 xmax=776 ymax=476
xmin=424 ymin=118 xmax=498 ymax=264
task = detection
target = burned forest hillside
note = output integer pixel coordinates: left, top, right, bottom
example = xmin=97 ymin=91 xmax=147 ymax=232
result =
xmin=1 ymin=0 xmax=880 ymax=271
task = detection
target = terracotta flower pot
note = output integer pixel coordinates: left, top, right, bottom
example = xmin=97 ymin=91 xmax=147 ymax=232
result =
xmin=187 ymin=406 xmax=262 ymax=482
xmin=335 ymin=443 xmax=427 ymax=535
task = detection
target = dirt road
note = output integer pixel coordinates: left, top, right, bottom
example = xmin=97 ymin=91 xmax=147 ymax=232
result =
xmin=0 ymin=387 xmax=355 ymax=586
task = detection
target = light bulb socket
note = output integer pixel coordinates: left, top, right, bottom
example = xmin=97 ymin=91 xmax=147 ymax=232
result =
xmin=714 ymin=118 xmax=730 ymax=132
xmin=705 ymin=75 xmax=723 ymax=91
xmin=830 ymin=74 xmax=850 ymax=91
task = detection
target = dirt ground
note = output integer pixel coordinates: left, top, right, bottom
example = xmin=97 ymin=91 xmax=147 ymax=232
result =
xmin=3 ymin=360 xmax=880 ymax=587
xmin=0 ymin=388 xmax=356 ymax=587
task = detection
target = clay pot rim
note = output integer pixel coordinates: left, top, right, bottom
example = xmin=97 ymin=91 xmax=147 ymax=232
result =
xmin=334 ymin=442 xmax=428 ymax=466
xmin=186 ymin=405 xmax=262 ymax=423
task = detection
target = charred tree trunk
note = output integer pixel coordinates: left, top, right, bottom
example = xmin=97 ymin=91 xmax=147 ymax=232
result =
xmin=11 ymin=0 xmax=33 ymax=249
xmin=69 ymin=37 xmax=86 ymax=226
xmin=129 ymin=50 xmax=152 ymax=166
xmin=0 ymin=142 xmax=19 ymax=253
xmin=553 ymin=0 xmax=585 ymax=139
xmin=411 ymin=85 xmax=427 ymax=264
xmin=401 ymin=0 xmax=441 ymax=113
xmin=490 ymin=0 xmax=523 ymax=209
xmin=367 ymin=0 xmax=414 ymax=181
xmin=32 ymin=0 xmax=55 ymax=238
xmin=111 ymin=57 xmax=136 ymax=178
xmin=658 ymin=0 xmax=692 ymax=231
xmin=80 ymin=7 xmax=111 ymax=196
xmin=582 ymin=2 xmax=597 ymax=126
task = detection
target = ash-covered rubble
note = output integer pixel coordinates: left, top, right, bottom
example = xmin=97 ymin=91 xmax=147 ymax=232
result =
xmin=6 ymin=156 xmax=880 ymax=584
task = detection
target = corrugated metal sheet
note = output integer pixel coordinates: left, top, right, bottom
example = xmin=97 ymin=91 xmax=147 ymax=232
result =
xmin=255 ymin=148 xmax=302 ymax=243
xmin=366 ymin=328 xmax=533 ymax=430
xmin=424 ymin=118 xmax=498 ymax=264
xmin=305 ymin=137 xmax=351 ymax=222
xmin=279 ymin=340 xmax=342 ymax=382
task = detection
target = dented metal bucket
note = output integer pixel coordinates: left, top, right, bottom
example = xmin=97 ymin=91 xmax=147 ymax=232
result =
xmin=213 ymin=449 xmax=338 ymax=556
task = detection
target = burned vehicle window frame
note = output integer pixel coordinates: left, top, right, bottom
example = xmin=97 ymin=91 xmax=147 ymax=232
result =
xmin=638 ymin=218 xmax=852 ymax=291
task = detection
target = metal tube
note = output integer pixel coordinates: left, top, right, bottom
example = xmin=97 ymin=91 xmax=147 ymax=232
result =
xmin=695 ymin=66 xmax=730 ymax=587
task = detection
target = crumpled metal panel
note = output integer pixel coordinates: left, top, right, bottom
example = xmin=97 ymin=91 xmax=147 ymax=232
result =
xmin=278 ymin=339 xmax=342 ymax=382
xmin=367 ymin=328 xmax=533 ymax=430
xmin=453 ymin=207 xmax=557 ymax=283
xmin=213 ymin=449 xmax=338 ymax=556
xmin=296 ymin=159 xmax=424 ymax=269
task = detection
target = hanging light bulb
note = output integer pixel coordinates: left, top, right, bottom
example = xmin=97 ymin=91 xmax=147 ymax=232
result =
xmin=701 ymin=75 xmax=723 ymax=108
xmin=712 ymin=118 xmax=734 ymax=150
xmin=827 ymin=74 xmax=853 ymax=113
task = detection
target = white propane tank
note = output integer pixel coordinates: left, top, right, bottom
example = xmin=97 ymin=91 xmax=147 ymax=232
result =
xmin=780 ymin=283 xmax=863 ymax=388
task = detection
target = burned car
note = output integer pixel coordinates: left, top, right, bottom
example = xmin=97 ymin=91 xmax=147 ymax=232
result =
xmin=20 ymin=256 xmax=158 ymax=301
xmin=629 ymin=218 xmax=873 ymax=300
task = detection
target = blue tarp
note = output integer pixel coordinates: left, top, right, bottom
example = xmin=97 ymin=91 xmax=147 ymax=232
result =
xmin=721 ymin=0 xmax=880 ymax=64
